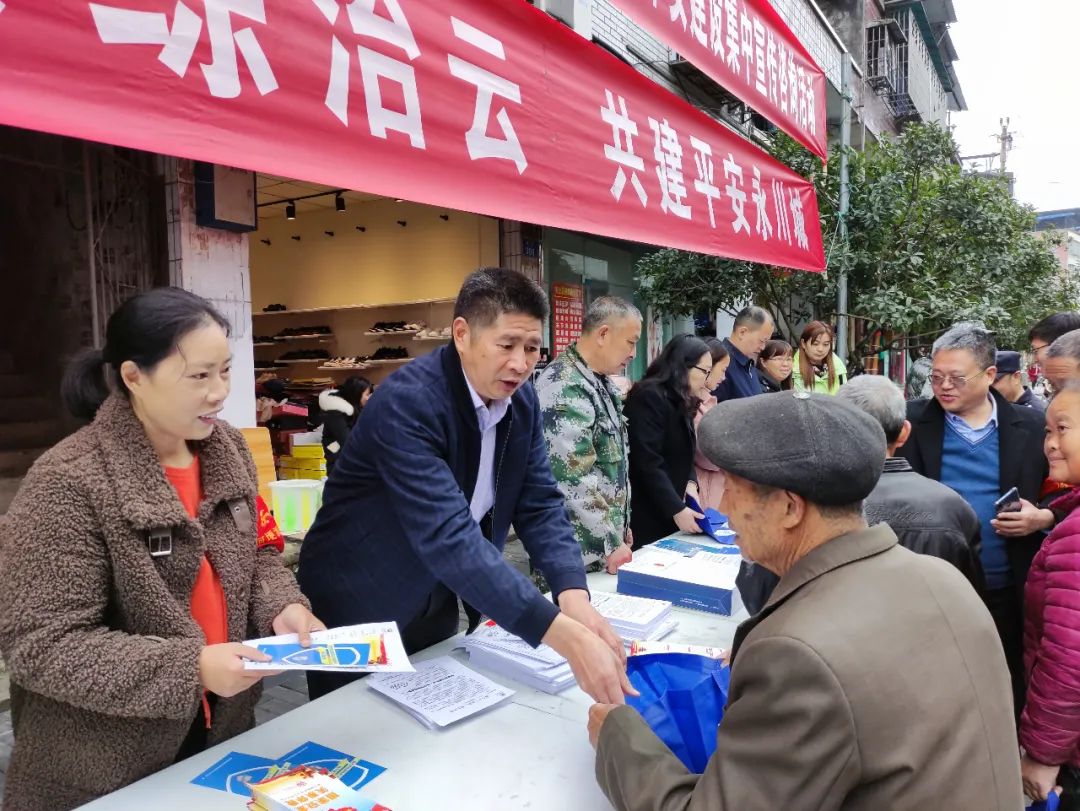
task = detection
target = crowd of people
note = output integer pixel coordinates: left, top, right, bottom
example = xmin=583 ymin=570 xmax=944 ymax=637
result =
xmin=4 ymin=268 xmax=1080 ymax=809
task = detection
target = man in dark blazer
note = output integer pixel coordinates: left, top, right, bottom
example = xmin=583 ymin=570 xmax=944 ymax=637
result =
xmin=899 ymin=322 xmax=1049 ymax=715
xmin=590 ymin=393 xmax=1023 ymax=810
xmin=299 ymin=268 xmax=631 ymax=704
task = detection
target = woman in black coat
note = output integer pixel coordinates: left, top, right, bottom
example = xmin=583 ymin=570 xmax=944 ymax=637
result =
xmin=320 ymin=376 xmax=374 ymax=474
xmin=625 ymin=334 xmax=713 ymax=549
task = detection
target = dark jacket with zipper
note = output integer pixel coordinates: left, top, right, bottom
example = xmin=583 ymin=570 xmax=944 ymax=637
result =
xmin=625 ymin=384 xmax=697 ymax=548
xmin=298 ymin=344 xmax=588 ymax=650
xmin=898 ymin=389 xmax=1048 ymax=604
xmin=866 ymin=457 xmax=985 ymax=594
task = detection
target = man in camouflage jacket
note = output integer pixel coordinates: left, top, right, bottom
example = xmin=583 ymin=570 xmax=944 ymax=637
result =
xmin=536 ymin=297 xmax=642 ymax=573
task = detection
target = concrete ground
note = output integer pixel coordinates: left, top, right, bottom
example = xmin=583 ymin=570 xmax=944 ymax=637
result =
xmin=0 ymin=540 xmax=532 ymax=807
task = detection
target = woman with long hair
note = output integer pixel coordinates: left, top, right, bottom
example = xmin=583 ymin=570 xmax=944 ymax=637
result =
xmin=320 ymin=375 xmax=375 ymax=474
xmin=625 ymin=334 xmax=712 ymax=548
xmin=793 ymin=320 xmax=848 ymax=395
xmin=0 ymin=287 xmax=323 ymax=811
xmin=694 ymin=338 xmax=731 ymax=511
xmin=758 ymin=339 xmax=795 ymax=393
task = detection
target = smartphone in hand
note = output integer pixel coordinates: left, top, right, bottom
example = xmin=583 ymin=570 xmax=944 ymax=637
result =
xmin=994 ymin=487 xmax=1022 ymax=515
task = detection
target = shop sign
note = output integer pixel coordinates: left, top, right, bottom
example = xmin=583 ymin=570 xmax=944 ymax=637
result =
xmin=552 ymin=282 xmax=585 ymax=357
xmin=607 ymin=0 xmax=827 ymax=160
xmin=0 ymin=0 xmax=825 ymax=271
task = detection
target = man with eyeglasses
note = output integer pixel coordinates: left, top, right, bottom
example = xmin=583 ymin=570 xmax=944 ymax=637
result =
xmin=899 ymin=322 xmax=1048 ymax=717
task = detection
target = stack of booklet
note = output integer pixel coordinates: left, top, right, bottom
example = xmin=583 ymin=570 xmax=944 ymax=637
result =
xmin=618 ymin=537 xmax=743 ymax=615
xmin=461 ymin=592 xmax=678 ymax=694
xmin=590 ymin=591 xmax=678 ymax=644
xmin=461 ymin=621 xmax=576 ymax=694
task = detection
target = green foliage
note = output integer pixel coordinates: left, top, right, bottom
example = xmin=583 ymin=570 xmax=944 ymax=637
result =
xmin=635 ymin=122 xmax=1075 ymax=359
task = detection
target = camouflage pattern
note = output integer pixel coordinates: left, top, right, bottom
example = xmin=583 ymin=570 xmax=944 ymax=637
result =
xmin=535 ymin=343 xmax=630 ymax=568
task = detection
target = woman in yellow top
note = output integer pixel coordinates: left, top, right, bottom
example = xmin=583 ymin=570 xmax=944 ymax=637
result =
xmin=792 ymin=320 xmax=848 ymax=395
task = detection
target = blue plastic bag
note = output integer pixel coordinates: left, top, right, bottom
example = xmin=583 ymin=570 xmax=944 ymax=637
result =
xmin=685 ymin=495 xmax=737 ymax=543
xmin=626 ymin=653 xmax=731 ymax=773
xmin=1027 ymin=793 xmax=1060 ymax=811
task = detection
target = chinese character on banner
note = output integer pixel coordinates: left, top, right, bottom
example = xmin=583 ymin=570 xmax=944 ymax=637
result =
xmin=772 ymin=179 xmax=792 ymax=244
xmin=723 ymin=153 xmax=749 ymax=235
xmin=752 ymin=18 xmax=766 ymax=96
xmin=725 ymin=0 xmax=740 ymax=74
xmin=690 ymin=136 xmax=721 ymax=229
xmin=739 ymin=10 xmax=753 ymax=83
xmin=310 ymin=0 xmax=425 ymax=148
xmin=751 ymin=166 xmax=772 ymax=240
xmin=689 ymin=0 xmax=707 ymax=47
xmin=669 ymin=0 xmax=688 ymax=31
xmin=90 ymin=0 xmax=278 ymax=99
xmin=709 ymin=0 xmax=725 ymax=58
xmin=789 ymin=188 xmax=809 ymax=250
xmin=777 ymin=40 xmax=789 ymax=114
xmin=649 ymin=117 xmax=692 ymax=219
xmin=448 ymin=16 xmax=527 ymax=173
xmin=601 ymin=90 xmax=648 ymax=207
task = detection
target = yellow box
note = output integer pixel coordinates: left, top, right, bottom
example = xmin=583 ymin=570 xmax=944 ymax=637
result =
xmin=290 ymin=445 xmax=325 ymax=459
xmin=278 ymin=455 xmax=326 ymax=472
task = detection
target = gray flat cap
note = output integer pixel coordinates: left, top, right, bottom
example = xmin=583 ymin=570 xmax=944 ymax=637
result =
xmin=698 ymin=391 xmax=887 ymax=505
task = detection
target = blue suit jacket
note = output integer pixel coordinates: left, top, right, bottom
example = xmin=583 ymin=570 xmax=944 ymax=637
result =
xmin=298 ymin=344 xmax=587 ymax=647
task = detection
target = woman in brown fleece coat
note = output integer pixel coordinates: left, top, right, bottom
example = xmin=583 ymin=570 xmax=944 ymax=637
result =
xmin=0 ymin=288 xmax=324 ymax=811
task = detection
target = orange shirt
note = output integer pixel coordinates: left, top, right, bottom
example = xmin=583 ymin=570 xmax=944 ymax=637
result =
xmin=164 ymin=458 xmax=228 ymax=648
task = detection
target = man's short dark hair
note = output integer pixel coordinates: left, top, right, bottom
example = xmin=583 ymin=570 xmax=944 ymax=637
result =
xmin=1029 ymin=312 xmax=1080 ymax=345
xmin=454 ymin=267 xmax=549 ymax=328
xmin=733 ymin=306 xmax=773 ymax=331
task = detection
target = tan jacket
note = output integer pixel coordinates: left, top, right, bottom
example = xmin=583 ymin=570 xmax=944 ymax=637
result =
xmin=0 ymin=394 xmax=308 ymax=811
xmin=596 ymin=524 xmax=1023 ymax=810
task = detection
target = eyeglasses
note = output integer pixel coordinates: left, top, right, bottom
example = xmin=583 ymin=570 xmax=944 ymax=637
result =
xmin=693 ymin=365 xmax=713 ymax=377
xmin=929 ymin=368 xmax=991 ymax=390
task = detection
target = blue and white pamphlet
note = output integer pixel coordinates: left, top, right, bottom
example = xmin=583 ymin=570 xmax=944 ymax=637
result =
xmin=618 ymin=540 xmax=743 ymax=615
xmin=243 ymin=622 xmax=413 ymax=673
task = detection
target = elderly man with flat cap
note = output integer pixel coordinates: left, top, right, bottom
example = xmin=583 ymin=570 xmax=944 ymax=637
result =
xmin=588 ymin=391 xmax=1023 ymax=810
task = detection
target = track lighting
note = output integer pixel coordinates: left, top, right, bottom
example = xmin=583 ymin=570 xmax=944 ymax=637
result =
xmin=355 ymin=226 xmax=367 ymax=232
xmin=285 ymin=201 xmax=296 ymax=220
xmin=394 ymin=198 xmax=404 ymax=203
xmin=291 ymin=235 xmax=301 ymax=241
xmin=335 ymin=193 xmax=346 ymax=213
xmin=260 ymin=239 xmax=271 ymax=246
xmin=397 ymin=220 xmax=407 ymax=227
xmin=439 ymin=214 xmax=450 ymax=221
xmin=324 ymin=230 xmax=335 ymax=237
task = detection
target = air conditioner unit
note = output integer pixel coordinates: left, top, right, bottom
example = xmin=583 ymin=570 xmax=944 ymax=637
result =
xmin=532 ymin=0 xmax=593 ymax=39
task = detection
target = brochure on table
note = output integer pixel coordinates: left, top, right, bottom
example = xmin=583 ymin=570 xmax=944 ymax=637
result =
xmin=243 ymin=622 xmax=413 ymax=673
xmin=367 ymin=656 xmax=515 ymax=729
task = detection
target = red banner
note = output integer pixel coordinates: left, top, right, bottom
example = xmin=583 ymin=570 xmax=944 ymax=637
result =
xmin=0 ymin=1 xmax=825 ymax=271
xmin=552 ymin=282 xmax=584 ymax=356
xmin=607 ymin=0 xmax=828 ymax=160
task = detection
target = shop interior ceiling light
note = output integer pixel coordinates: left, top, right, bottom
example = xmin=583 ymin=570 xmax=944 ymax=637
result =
xmin=336 ymin=193 xmax=346 ymax=212
xmin=291 ymin=235 xmax=301 ymax=241
xmin=397 ymin=220 xmax=407 ymax=227
xmin=355 ymin=226 xmax=366 ymax=232
xmin=324 ymin=230 xmax=335 ymax=237
xmin=285 ymin=201 xmax=296 ymax=220
xmin=260 ymin=239 xmax=271 ymax=246
xmin=439 ymin=214 xmax=449 ymax=221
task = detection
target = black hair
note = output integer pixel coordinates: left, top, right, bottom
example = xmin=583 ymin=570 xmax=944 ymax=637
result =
xmin=453 ymin=266 xmax=548 ymax=328
xmin=61 ymin=287 xmax=231 ymax=420
xmin=628 ymin=334 xmax=711 ymax=415
xmin=1029 ymin=312 xmax=1080 ymax=345
xmin=703 ymin=337 xmax=729 ymax=365
xmin=732 ymin=305 xmax=772 ymax=331
xmin=337 ymin=376 xmax=374 ymax=412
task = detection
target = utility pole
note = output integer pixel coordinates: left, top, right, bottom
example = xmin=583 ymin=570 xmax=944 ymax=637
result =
xmin=996 ymin=117 xmax=1014 ymax=174
xmin=836 ymin=54 xmax=853 ymax=359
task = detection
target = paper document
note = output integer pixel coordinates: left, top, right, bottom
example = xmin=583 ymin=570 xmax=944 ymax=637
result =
xmin=244 ymin=622 xmax=413 ymax=673
xmin=367 ymin=656 xmax=514 ymax=729
xmin=629 ymin=641 xmax=727 ymax=659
